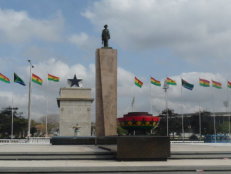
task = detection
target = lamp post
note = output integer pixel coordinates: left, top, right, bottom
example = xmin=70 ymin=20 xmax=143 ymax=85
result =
xmin=27 ymin=59 xmax=34 ymax=138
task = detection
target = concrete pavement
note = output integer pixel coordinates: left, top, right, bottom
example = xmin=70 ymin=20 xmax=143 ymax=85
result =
xmin=0 ymin=143 xmax=230 ymax=173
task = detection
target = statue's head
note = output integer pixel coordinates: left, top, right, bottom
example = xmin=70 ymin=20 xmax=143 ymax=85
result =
xmin=104 ymin=24 xmax=108 ymax=28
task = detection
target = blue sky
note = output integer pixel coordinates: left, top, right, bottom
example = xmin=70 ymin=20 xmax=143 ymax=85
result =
xmin=1 ymin=0 xmax=231 ymax=121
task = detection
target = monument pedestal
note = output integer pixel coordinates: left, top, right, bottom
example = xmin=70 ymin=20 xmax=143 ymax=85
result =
xmin=117 ymin=136 xmax=170 ymax=161
xmin=95 ymin=48 xmax=117 ymax=137
xmin=57 ymin=88 xmax=94 ymax=136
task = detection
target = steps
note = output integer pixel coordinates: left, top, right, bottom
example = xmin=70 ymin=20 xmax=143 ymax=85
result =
xmin=170 ymin=151 xmax=231 ymax=159
xmin=0 ymin=151 xmax=115 ymax=160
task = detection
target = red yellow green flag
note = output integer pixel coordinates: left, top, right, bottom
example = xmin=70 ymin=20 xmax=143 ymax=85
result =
xmin=228 ymin=81 xmax=231 ymax=88
xmin=0 ymin=73 xmax=10 ymax=83
xmin=212 ymin=80 xmax=222 ymax=89
xmin=32 ymin=73 xmax=43 ymax=85
xmin=166 ymin=77 xmax=176 ymax=85
xmin=134 ymin=76 xmax=143 ymax=88
xmin=151 ymin=77 xmax=161 ymax=86
xmin=48 ymin=74 xmax=59 ymax=82
xmin=199 ymin=78 xmax=210 ymax=87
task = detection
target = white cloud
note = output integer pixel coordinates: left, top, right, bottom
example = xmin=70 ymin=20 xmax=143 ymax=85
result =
xmin=0 ymin=9 xmax=64 ymax=43
xmin=69 ymin=32 xmax=99 ymax=57
xmin=1 ymin=57 xmax=229 ymax=120
xmin=83 ymin=0 xmax=231 ymax=62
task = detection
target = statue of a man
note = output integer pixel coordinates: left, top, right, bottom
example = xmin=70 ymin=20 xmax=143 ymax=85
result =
xmin=102 ymin=24 xmax=110 ymax=47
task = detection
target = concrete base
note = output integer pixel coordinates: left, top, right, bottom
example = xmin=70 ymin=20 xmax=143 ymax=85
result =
xmin=96 ymin=136 xmax=117 ymax=145
xmin=51 ymin=136 xmax=170 ymax=161
xmin=117 ymin=136 xmax=170 ymax=161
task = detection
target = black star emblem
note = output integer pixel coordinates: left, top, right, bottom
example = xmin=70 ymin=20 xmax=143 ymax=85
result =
xmin=68 ymin=74 xmax=82 ymax=87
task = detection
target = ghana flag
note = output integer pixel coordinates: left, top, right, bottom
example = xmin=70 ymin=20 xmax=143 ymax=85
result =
xmin=0 ymin=73 xmax=10 ymax=83
xmin=151 ymin=77 xmax=161 ymax=86
xmin=48 ymin=74 xmax=59 ymax=82
xmin=199 ymin=78 xmax=210 ymax=87
xmin=14 ymin=73 xmax=25 ymax=86
xmin=32 ymin=73 xmax=43 ymax=85
xmin=212 ymin=80 xmax=222 ymax=89
xmin=228 ymin=81 xmax=231 ymax=88
xmin=182 ymin=79 xmax=194 ymax=90
xmin=134 ymin=76 xmax=143 ymax=88
xmin=166 ymin=77 xmax=176 ymax=85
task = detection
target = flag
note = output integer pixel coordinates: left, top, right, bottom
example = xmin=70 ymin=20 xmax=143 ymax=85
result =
xmin=32 ymin=73 xmax=43 ymax=85
xmin=228 ymin=81 xmax=231 ymax=88
xmin=48 ymin=74 xmax=59 ymax=82
xmin=151 ymin=77 xmax=161 ymax=86
xmin=0 ymin=73 xmax=10 ymax=83
xmin=134 ymin=76 xmax=143 ymax=88
xmin=199 ymin=78 xmax=210 ymax=87
xmin=212 ymin=80 xmax=222 ymax=89
xmin=166 ymin=77 xmax=176 ymax=85
xmin=182 ymin=79 xmax=194 ymax=90
xmin=14 ymin=73 xmax=25 ymax=86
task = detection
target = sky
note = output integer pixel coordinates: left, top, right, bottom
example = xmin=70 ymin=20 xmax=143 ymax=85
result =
xmin=0 ymin=0 xmax=231 ymax=122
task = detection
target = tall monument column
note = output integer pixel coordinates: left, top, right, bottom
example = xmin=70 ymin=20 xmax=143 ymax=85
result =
xmin=95 ymin=48 xmax=117 ymax=137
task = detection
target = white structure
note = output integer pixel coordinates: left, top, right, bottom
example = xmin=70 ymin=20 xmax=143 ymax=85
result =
xmin=57 ymin=88 xmax=94 ymax=136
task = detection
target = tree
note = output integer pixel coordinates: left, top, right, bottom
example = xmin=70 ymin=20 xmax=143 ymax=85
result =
xmin=157 ymin=109 xmax=181 ymax=136
xmin=190 ymin=111 xmax=214 ymax=135
xmin=0 ymin=107 xmax=27 ymax=138
xmin=39 ymin=114 xmax=59 ymax=135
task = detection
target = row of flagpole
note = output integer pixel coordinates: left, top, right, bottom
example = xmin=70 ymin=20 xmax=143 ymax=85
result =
xmin=134 ymin=76 xmax=231 ymax=139
xmin=2 ymin=67 xmax=231 ymax=138
xmin=0 ymin=60 xmax=60 ymax=138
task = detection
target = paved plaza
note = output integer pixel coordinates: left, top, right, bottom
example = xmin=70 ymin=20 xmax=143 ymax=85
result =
xmin=0 ymin=143 xmax=231 ymax=173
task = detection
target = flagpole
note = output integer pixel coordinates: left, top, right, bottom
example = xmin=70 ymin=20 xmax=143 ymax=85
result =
xmin=163 ymin=79 xmax=169 ymax=136
xmin=226 ymin=82 xmax=230 ymax=136
xmin=11 ymin=94 xmax=14 ymax=139
xmin=211 ymin=81 xmax=216 ymax=143
xmin=180 ymin=79 xmax=184 ymax=141
xmin=149 ymin=76 xmax=153 ymax=114
xmin=228 ymin=83 xmax=231 ymax=136
xmin=198 ymin=77 xmax=201 ymax=141
xmin=131 ymin=81 xmax=134 ymax=112
xmin=132 ymin=77 xmax=136 ymax=112
xmin=27 ymin=60 xmax=34 ymax=138
xmin=11 ymin=72 xmax=14 ymax=139
xmin=199 ymin=104 xmax=201 ymax=141
xmin=46 ymin=76 xmax=48 ymax=137
xmin=131 ymin=96 xmax=135 ymax=112
xmin=198 ymin=79 xmax=202 ymax=141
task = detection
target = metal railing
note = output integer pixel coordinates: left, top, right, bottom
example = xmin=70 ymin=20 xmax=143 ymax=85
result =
xmin=0 ymin=137 xmax=50 ymax=144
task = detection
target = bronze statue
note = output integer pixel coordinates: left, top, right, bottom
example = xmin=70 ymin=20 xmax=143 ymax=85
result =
xmin=102 ymin=24 xmax=110 ymax=47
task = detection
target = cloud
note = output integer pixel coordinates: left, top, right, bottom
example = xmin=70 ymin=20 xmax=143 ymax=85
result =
xmin=83 ymin=0 xmax=231 ymax=62
xmin=68 ymin=32 xmax=99 ymax=57
xmin=18 ymin=58 xmax=95 ymax=120
xmin=1 ymin=57 xmax=229 ymax=120
xmin=0 ymin=9 xmax=64 ymax=43
xmin=150 ymin=72 xmax=228 ymax=115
